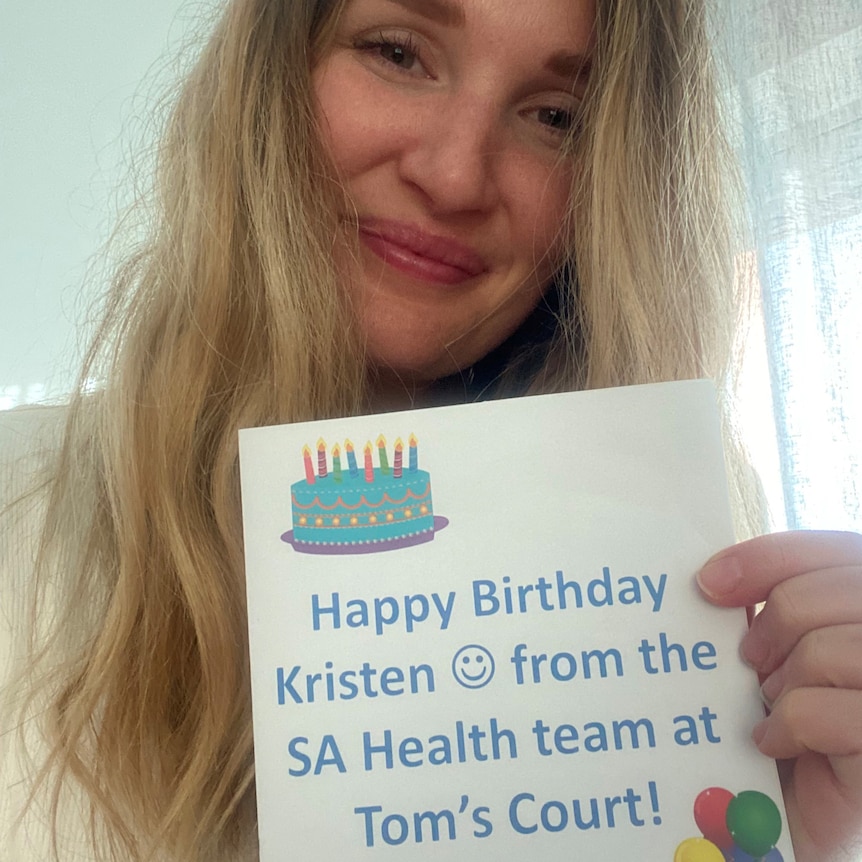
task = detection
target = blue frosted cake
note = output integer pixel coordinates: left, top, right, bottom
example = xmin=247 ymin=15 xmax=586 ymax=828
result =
xmin=287 ymin=436 xmax=434 ymax=553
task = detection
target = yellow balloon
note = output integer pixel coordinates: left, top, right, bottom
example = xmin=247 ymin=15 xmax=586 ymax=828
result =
xmin=674 ymin=837 xmax=726 ymax=862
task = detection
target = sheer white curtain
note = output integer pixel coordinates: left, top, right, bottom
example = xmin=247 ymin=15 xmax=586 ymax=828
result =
xmin=718 ymin=0 xmax=862 ymax=533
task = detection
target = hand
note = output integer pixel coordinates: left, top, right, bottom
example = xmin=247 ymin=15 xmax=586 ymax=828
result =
xmin=697 ymin=530 xmax=862 ymax=862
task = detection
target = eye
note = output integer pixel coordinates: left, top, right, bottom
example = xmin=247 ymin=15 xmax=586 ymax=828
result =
xmin=354 ymin=32 xmax=428 ymax=77
xmin=536 ymin=106 xmax=577 ymax=135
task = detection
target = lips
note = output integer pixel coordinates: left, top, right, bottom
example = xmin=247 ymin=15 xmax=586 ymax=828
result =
xmin=358 ymin=218 xmax=489 ymax=286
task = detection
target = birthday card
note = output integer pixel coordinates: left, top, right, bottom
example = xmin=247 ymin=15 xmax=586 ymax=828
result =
xmin=239 ymin=380 xmax=793 ymax=861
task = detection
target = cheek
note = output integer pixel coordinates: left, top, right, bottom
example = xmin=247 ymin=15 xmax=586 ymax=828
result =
xmin=313 ymin=64 xmax=362 ymax=175
xmin=313 ymin=63 xmax=400 ymax=180
xmin=506 ymin=158 xmax=573 ymax=268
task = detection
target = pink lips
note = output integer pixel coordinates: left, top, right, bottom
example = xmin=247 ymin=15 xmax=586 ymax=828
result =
xmin=358 ymin=218 xmax=488 ymax=285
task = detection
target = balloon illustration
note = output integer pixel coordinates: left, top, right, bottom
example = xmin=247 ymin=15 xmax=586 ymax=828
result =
xmin=693 ymin=787 xmax=735 ymax=849
xmin=677 ymin=786 xmax=784 ymax=862
xmin=674 ymin=837 xmax=726 ymax=862
xmin=726 ymin=790 xmax=782 ymax=857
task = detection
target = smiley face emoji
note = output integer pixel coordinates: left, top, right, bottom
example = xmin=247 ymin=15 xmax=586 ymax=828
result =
xmin=451 ymin=645 xmax=496 ymax=690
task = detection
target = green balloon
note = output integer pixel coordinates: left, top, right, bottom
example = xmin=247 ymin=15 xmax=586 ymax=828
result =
xmin=726 ymin=791 xmax=782 ymax=857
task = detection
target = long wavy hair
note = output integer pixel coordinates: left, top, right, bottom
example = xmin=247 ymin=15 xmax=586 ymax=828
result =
xmin=14 ymin=0 xmax=750 ymax=859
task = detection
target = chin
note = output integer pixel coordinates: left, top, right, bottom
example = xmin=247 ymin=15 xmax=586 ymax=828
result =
xmin=366 ymin=345 xmax=465 ymax=385
xmin=359 ymin=309 xmax=530 ymax=385
xmin=358 ymin=313 xmax=466 ymax=382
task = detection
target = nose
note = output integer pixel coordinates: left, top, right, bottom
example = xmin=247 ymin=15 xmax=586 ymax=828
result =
xmin=397 ymin=93 xmax=501 ymax=216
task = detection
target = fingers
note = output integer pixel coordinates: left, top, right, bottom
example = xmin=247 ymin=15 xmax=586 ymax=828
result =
xmin=699 ymin=531 xmax=862 ymax=854
xmin=753 ymin=623 xmax=862 ymax=800
xmin=697 ymin=530 xmax=862 ymax=608
xmin=740 ymin=568 xmax=862 ymax=674
xmin=760 ymin=624 xmax=862 ymax=704
xmin=754 ymin=622 xmax=862 ymax=766
xmin=753 ymin=688 xmax=862 ymax=794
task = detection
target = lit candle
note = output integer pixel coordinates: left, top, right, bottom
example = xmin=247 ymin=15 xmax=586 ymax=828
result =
xmin=332 ymin=443 xmax=342 ymax=483
xmin=364 ymin=441 xmax=374 ymax=483
xmin=317 ymin=438 xmax=327 ymax=478
xmin=302 ymin=445 xmax=315 ymax=484
xmin=345 ymin=439 xmax=359 ymax=478
xmin=377 ymin=434 xmax=390 ymax=474
xmin=393 ymin=438 xmax=403 ymax=478
xmin=408 ymin=433 xmax=418 ymax=472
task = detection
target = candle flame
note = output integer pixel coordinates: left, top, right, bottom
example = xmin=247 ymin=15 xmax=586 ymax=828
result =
xmin=345 ymin=439 xmax=354 ymax=452
xmin=409 ymin=433 xmax=418 ymax=446
xmin=332 ymin=443 xmax=341 ymax=457
xmin=317 ymin=438 xmax=326 ymax=451
xmin=364 ymin=441 xmax=372 ymax=454
xmin=302 ymin=445 xmax=311 ymax=456
xmin=376 ymin=434 xmax=386 ymax=448
xmin=394 ymin=437 xmax=403 ymax=451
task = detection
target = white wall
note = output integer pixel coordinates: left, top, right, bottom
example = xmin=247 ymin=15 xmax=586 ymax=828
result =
xmin=0 ymin=1 xmax=207 ymax=408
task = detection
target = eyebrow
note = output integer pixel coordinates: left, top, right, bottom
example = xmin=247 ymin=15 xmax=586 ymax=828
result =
xmin=381 ymin=0 xmax=592 ymax=85
xmin=546 ymin=53 xmax=593 ymax=86
xmin=384 ymin=0 xmax=466 ymax=28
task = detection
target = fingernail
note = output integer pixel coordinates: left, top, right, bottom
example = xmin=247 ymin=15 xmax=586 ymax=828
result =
xmin=697 ymin=555 xmax=743 ymax=598
xmin=752 ymin=718 xmax=769 ymax=747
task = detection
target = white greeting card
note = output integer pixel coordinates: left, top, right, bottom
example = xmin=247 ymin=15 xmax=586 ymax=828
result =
xmin=239 ymin=380 xmax=793 ymax=861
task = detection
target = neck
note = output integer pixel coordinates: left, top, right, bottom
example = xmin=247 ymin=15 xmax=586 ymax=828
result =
xmin=367 ymin=370 xmax=431 ymax=413
xmin=367 ymin=366 xmax=488 ymax=413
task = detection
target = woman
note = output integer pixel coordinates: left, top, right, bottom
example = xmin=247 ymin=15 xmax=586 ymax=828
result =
xmin=2 ymin=0 xmax=860 ymax=860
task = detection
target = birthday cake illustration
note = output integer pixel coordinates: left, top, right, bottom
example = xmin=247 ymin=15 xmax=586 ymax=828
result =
xmin=282 ymin=434 xmax=445 ymax=554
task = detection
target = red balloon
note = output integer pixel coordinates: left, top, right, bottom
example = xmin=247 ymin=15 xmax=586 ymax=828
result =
xmin=694 ymin=787 xmax=735 ymax=849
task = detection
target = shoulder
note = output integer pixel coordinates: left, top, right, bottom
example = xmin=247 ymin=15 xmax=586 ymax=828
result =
xmin=0 ymin=405 xmax=67 ymax=861
xmin=0 ymin=405 xmax=259 ymax=862
xmin=0 ymin=400 xmax=135 ymax=862
xmin=0 ymin=404 xmax=66 ymax=618
xmin=0 ymin=403 xmax=66 ymax=589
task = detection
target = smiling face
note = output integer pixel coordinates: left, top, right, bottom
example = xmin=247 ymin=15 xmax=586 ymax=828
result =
xmin=451 ymin=644 xmax=496 ymax=689
xmin=313 ymin=0 xmax=594 ymax=394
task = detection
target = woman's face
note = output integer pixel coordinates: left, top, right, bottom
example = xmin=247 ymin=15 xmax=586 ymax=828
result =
xmin=313 ymin=0 xmax=594 ymax=387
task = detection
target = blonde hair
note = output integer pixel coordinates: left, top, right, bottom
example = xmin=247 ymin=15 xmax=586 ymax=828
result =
xmin=15 ymin=0 xmax=750 ymax=859
xmin=537 ymin=0 xmax=742 ymax=394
